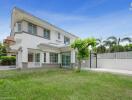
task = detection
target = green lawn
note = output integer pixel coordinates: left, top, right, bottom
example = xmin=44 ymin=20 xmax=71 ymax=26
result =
xmin=0 ymin=68 xmax=132 ymax=100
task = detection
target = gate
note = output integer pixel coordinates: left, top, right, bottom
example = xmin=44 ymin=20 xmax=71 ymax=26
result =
xmin=90 ymin=52 xmax=97 ymax=68
xmin=81 ymin=52 xmax=97 ymax=68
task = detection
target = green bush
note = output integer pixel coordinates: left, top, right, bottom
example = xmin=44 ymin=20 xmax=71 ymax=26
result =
xmin=0 ymin=56 xmax=16 ymax=65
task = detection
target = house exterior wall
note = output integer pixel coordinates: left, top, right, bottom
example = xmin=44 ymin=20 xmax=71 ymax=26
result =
xmin=10 ymin=7 xmax=77 ymax=68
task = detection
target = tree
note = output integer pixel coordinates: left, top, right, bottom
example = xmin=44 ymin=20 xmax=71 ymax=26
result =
xmin=71 ymin=38 xmax=96 ymax=71
xmin=96 ymin=38 xmax=106 ymax=53
xmin=107 ymin=36 xmax=131 ymax=46
xmin=0 ymin=42 xmax=7 ymax=58
xmin=105 ymin=36 xmax=132 ymax=52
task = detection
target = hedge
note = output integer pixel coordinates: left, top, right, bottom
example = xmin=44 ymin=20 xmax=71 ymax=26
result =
xmin=0 ymin=56 xmax=16 ymax=65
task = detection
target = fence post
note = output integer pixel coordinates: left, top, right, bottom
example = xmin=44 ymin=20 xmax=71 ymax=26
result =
xmin=90 ymin=51 xmax=91 ymax=68
xmin=96 ymin=53 xmax=97 ymax=68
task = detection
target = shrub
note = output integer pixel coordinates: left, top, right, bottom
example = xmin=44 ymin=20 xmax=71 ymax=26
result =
xmin=0 ymin=56 xmax=16 ymax=65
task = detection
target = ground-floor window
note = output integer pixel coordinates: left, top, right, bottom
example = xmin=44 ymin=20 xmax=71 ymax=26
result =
xmin=35 ymin=53 xmax=40 ymax=62
xmin=28 ymin=52 xmax=40 ymax=62
xmin=44 ymin=53 xmax=46 ymax=62
xmin=28 ymin=53 xmax=33 ymax=62
xmin=50 ymin=53 xmax=58 ymax=64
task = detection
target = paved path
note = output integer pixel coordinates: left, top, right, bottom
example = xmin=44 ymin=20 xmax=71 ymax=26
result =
xmin=0 ymin=66 xmax=16 ymax=70
xmin=82 ymin=68 xmax=132 ymax=76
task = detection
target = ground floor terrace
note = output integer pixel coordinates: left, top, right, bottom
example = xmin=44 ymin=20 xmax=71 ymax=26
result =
xmin=16 ymin=44 xmax=76 ymax=68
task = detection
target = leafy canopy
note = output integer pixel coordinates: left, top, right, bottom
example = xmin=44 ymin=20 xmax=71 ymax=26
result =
xmin=71 ymin=38 xmax=96 ymax=60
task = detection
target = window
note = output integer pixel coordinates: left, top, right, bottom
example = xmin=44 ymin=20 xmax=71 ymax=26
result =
xmin=44 ymin=28 xmax=50 ymax=39
xmin=28 ymin=23 xmax=37 ymax=35
xmin=58 ymin=32 xmax=60 ymax=39
xmin=44 ymin=53 xmax=46 ymax=62
xmin=28 ymin=53 xmax=33 ymax=62
xmin=35 ymin=53 xmax=40 ymax=62
xmin=50 ymin=53 xmax=58 ymax=64
xmin=64 ymin=36 xmax=70 ymax=45
xmin=17 ymin=22 xmax=21 ymax=32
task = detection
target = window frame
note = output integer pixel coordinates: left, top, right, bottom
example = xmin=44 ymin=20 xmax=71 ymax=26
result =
xmin=64 ymin=36 xmax=70 ymax=45
xmin=28 ymin=23 xmax=37 ymax=35
xmin=28 ymin=53 xmax=34 ymax=62
xmin=43 ymin=28 xmax=50 ymax=40
xmin=35 ymin=53 xmax=40 ymax=62
xmin=17 ymin=22 xmax=21 ymax=32
xmin=58 ymin=32 xmax=60 ymax=39
xmin=50 ymin=53 xmax=58 ymax=64
xmin=44 ymin=53 xmax=46 ymax=63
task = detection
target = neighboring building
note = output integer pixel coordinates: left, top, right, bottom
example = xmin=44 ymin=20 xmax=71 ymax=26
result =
xmin=4 ymin=7 xmax=78 ymax=68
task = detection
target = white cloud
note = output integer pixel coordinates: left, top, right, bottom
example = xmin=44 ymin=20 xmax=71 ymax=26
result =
xmin=0 ymin=19 xmax=10 ymax=42
xmin=34 ymin=9 xmax=132 ymax=39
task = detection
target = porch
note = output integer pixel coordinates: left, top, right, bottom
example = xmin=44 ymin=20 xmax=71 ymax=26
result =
xmin=16 ymin=43 xmax=76 ymax=68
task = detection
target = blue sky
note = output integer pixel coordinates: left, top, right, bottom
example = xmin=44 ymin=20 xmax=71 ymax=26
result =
xmin=0 ymin=0 xmax=132 ymax=41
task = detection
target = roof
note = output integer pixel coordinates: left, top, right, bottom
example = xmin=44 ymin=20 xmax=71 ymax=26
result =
xmin=12 ymin=7 xmax=79 ymax=38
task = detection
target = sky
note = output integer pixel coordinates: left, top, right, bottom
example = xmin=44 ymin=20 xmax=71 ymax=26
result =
xmin=0 ymin=0 xmax=132 ymax=42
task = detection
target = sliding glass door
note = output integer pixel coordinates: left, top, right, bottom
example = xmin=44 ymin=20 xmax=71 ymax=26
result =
xmin=62 ymin=52 xmax=71 ymax=67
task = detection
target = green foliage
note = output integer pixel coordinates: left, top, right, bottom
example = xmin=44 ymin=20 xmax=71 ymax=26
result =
xmin=96 ymin=45 xmax=106 ymax=53
xmin=71 ymin=38 xmax=96 ymax=71
xmin=110 ymin=45 xmax=125 ymax=52
xmin=96 ymin=36 xmax=132 ymax=53
xmin=124 ymin=44 xmax=132 ymax=51
xmin=0 ymin=56 xmax=16 ymax=65
xmin=71 ymin=38 xmax=96 ymax=60
xmin=0 ymin=42 xmax=7 ymax=58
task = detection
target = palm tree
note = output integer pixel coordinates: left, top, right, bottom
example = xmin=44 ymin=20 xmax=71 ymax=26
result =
xmin=96 ymin=38 xmax=106 ymax=53
xmin=106 ymin=36 xmax=132 ymax=52
xmin=107 ymin=36 xmax=131 ymax=46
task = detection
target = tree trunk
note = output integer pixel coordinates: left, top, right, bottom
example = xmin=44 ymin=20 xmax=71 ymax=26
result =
xmin=77 ymin=60 xmax=81 ymax=72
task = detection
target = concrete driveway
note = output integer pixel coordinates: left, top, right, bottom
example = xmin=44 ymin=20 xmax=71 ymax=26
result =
xmin=0 ymin=66 xmax=16 ymax=70
xmin=82 ymin=68 xmax=132 ymax=76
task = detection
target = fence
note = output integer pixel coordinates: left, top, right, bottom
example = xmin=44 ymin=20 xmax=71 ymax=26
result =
xmin=97 ymin=51 xmax=132 ymax=59
xmin=97 ymin=51 xmax=132 ymax=71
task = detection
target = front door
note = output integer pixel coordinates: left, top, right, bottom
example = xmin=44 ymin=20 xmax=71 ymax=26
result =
xmin=62 ymin=52 xmax=71 ymax=68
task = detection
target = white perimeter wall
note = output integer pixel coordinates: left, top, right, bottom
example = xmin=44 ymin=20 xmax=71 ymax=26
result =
xmin=97 ymin=59 xmax=132 ymax=71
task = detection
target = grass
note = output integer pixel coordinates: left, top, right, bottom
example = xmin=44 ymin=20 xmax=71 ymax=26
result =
xmin=0 ymin=68 xmax=132 ymax=100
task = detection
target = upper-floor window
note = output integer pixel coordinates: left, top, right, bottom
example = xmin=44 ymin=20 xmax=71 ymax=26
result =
xmin=17 ymin=22 xmax=21 ymax=32
xmin=44 ymin=28 xmax=50 ymax=39
xmin=58 ymin=32 xmax=60 ymax=39
xmin=64 ymin=36 xmax=70 ymax=45
xmin=28 ymin=23 xmax=37 ymax=35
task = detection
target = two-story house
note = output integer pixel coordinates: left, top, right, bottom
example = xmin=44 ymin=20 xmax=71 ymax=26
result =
xmin=4 ymin=7 xmax=78 ymax=68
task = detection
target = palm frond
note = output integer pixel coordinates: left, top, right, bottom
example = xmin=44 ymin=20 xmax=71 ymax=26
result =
xmin=121 ymin=37 xmax=132 ymax=43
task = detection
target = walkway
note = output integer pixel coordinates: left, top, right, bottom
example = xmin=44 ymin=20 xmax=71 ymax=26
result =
xmin=82 ymin=68 xmax=132 ymax=76
xmin=0 ymin=66 xmax=16 ymax=70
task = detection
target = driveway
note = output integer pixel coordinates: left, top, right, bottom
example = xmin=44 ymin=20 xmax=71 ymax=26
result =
xmin=0 ymin=66 xmax=16 ymax=70
xmin=82 ymin=68 xmax=132 ymax=76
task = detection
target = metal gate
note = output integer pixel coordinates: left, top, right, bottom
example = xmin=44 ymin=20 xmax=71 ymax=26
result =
xmin=81 ymin=52 xmax=97 ymax=68
xmin=90 ymin=52 xmax=97 ymax=68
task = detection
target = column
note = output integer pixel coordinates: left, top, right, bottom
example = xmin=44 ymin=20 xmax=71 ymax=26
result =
xmin=71 ymin=50 xmax=76 ymax=63
xmin=21 ymin=47 xmax=28 ymax=68
xmin=58 ymin=53 xmax=61 ymax=64
xmin=46 ymin=52 xmax=50 ymax=64
xmin=40 ymin=52 xmax=44 ymax=66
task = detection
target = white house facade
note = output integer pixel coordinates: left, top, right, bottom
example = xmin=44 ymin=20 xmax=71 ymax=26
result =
xmin=5 ymin=7 xmax=78 ymax=68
